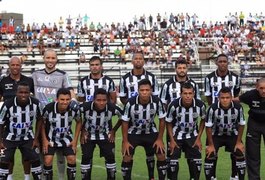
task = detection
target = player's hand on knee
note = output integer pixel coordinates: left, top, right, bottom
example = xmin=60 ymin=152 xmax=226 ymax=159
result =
xmin=69 ymin=141 xmax=78 ymax=154
xmin=206 ymin=145 xmax=216 ymax=159
xmin=153 ymin=139 xmax=165 ymax=154
xmin=169 ymin=140 xmax=178 ymax=155
xmin=234 ymin=141 xmax=244 ymax=155
xmin=192 ymin=138 xmax=202 ymax=151
xmin=122 ymin=141 xmax=133 ymax=156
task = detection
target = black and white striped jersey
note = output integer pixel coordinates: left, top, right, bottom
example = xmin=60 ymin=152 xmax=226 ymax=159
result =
xmin=160 ymin=76 xmax=201 ymax=105
xmin=122 ymin=95 xmax=166 ymax=134
xmin=119 ymin=69 xmax=159 ymax=99
xmin=0 ymin=97 xmax=42 ymax=141
xmin=42 ymin=102 xmax=81 ymax=147
xmin=205 ymin=101 xmax=245 ymax=136
xmin=166 ymin=98 xmax=206 ymax=140
xmin=204 ymin=70 xmax=241 ymax=104
xmin=80 ymin=102 xmax=123 ymax=140
xmin=77 ymin=74 xmax=116 ymax=102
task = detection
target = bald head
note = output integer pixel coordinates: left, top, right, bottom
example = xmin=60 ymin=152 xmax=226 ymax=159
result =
xmin=256 ymin=78 xmax=265 ymax=98
xmin=9 ymin=56 xmax=22 ymax=76
xmin=9 ymin=56 xmax=22 ymax=66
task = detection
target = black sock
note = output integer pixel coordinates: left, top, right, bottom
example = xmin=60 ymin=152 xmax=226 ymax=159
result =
xmin=157 ymin=160 xmax=167 ymax=180
xmin=170 ymin=159 xmax=179 ymax=180
xmin=0 ymin=162 xmax=9 ymax=179
xmin=43 ymin=165 xmax=53 ymax=180
xmin=121 ymin=161 xmax=133 ymax=180
xmin=236 ymin=158 xmax=246 ymax=180
xmin=31 ymin=160 xmax=42 ymax=180
xmin=204 ymin=158 xmax=215 ymax=180
xmin=146 ymin=155 xmax=155 ymax=179
xmin=81 ymin=159 xmax=92 ymax=180
xmin=106 ymin=161 xmax=116 ymax=180
xmin=67 ymin=163 xmax=76 ymax=180
xmin=231 ymin=153 xmax=237 ymax=178
xmin=188 ymin=158 xmax=202 ymax=180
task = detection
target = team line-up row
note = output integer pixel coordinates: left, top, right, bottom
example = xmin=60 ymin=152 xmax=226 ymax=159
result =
xmin=0 ymin=49 xmax=264 ymax=180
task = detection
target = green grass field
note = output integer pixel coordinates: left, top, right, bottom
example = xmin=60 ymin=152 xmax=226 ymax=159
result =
xmin=12 ymin=103 xmax=265 ymax=179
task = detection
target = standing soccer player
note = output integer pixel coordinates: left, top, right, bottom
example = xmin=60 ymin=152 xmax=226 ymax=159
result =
xmin=204 ymin=53 xmax=241 ymax=180
xmin=121 ymin=79 xmax=167 ymax=180
xmin=119 ymin=51 xmax=159 ymax=180
xmin=204 ymin=87 xmax=246 ymax=180
xmin=77 ymin=56 xmax=116 ymax=103
xmin=32 ymin=49 xmax=79 ymax=179
xmin=0 ymin=82 xmax=42 ymax=179
xmin=41 ymin=88 xmax=81 ymax=180
xmin=159 ymin=59 xmax=200 ymax=179
xmin=166 ymin=82 xmax=206 ymax=180
xmin=80 ymin=88 xmax=122 ymax=180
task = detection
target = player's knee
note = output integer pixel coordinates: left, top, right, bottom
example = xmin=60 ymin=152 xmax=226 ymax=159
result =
xmin=66 ymin=155 xmax=76 ymax=165
xmin=44 ymin=156 xmax=53 ymax=166
xmin=123 ymin=155 xmax=133 ymax=162
xmin=233 ymin=149 xmax=244 ymax=159
xmin=156 ymin=153 xmax=166 ymax=161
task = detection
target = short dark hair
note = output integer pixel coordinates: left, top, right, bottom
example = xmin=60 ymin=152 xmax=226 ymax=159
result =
xmin=94 ymin=88 xmax=107 ymax=98
xmin=132 ymin=50 xmax=144 ymax=60
xmin=90 ymin=56 xmax=102 ymax=65
xmin=138 ymin=79 xmax=152 ymax=88
xmin=218 ymin=87 xmax=232 ymax=96
xmin=180 ymin=82 xmax=194 ymax=94
xmin=175 ymin=59 xmax=187 ymax=68
xmin=56 ymin=88 xmax=71 ymax=98
xmin=17 ymin=81 xmax=30 ymax=88
xmin=216 ymin=53 xmax=228 ymax=61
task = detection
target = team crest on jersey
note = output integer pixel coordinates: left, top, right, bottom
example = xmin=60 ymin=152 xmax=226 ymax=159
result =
xmin=129 ymin=82 xmax=135 ymax=87
xmin=149 ymin=109 xmax=156 ymax=114
xmin=228 ymin=81 xmax=234 ymax=87
xmin=101 ymin=85 xmax=107 ymax=90
xmin=12 ymin=113 xmax=19 ymax=118
xmin=252 ymin=101 xmax=260 ymax=107
xmin=193 ymin=113 xmax=199 ymax=118
xmin=50 ymin=78 xmax=58 ymax=84
xmin=29 ymin=111 xmax=35 ymax=117
xmin=134 ymin=110 xmax=140 ymax=115
xmin=212 ymin=82 xmax=219 ymax=87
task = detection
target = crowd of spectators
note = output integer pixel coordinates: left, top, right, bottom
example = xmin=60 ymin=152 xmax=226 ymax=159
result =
xmin=0 ymin=12 xmax=265 ymax=67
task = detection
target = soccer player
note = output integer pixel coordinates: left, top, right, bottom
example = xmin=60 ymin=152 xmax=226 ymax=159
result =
xmin=77 ymin=55 xmax=116 ymax=103
xmin=80 ymin=88 xmax=123 ymax=180
xmin=166 ymin=82 xmax=206 ymax=180
xmin=121 ymin=79 xmax=167 ymax=180
xmin=41 ymin=88 xmax=82 ymax=180
xmin=159 ymin=59 xmax=200 ymax=179
xmin=119 ymin=51 xmax=159 ymax=180
xmin=204 ymin=53 xmax=241 ymax=180
xmin=204 ymin=87 xmax=246 ymax=180
xmin=0 ymin=56 xmax=34 ymax=180
xmin=32 ymin=48 xmax=79 ymax=179
xmin=234 ymin=78 xmax=265 ymax=179
xmin=0 ymin=82 xmax=42 ymax=179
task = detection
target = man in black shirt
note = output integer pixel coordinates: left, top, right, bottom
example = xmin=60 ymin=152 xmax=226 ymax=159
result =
xmin=0 ymin=56 xmax=34 ymax=180
xmin=235 ymin=78 xmax=265 ymax=179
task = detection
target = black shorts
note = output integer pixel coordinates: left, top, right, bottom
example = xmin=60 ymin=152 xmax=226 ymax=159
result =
xmin=1 ymin=139 xmax=40 ymax=162
xmin=172 ymin=137 xmax=201 ymax=159
xmin=207 ymin=135 xmax=238 ymax=154
xmin=81 ymin=139 xmax=115 ymax=160
xmin=127 ymin=133 xmax=163 ymax=156
xmin=45 ymin=146 xmax=75 ymax=156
